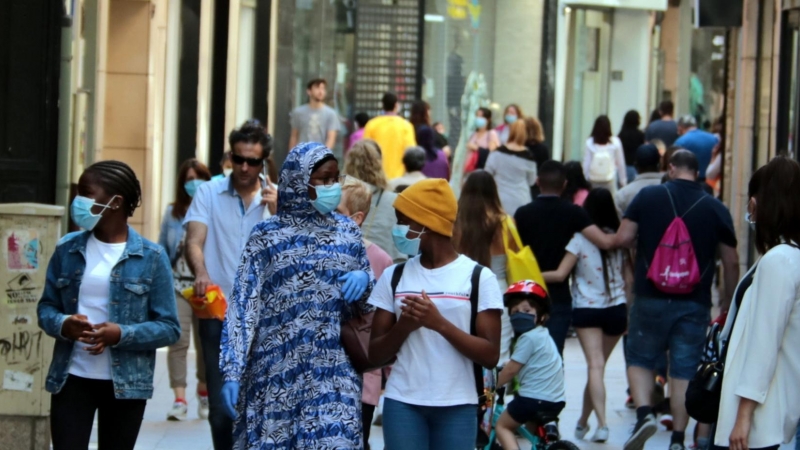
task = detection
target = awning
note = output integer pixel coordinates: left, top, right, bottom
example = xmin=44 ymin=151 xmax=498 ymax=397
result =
xmin=562 ymin=0 xmax=668 ymax=11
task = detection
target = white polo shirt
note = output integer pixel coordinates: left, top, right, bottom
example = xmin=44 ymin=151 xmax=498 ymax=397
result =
xmin=184 ymin=176 xmax=265 ymax=298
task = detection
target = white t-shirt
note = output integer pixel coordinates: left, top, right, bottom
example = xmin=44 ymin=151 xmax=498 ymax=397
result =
xmin=512 ymin=327 xmax=565 ymax=402
xmin=68 ymin=235 xmax=125 ymax=380
xmin=565 ymin=233 xmax=626 ymax=309
xmin=368 ymin=255 xmax=503 ymax=406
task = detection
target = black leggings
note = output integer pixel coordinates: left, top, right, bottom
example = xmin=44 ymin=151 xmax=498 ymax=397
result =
xmin=51 ymin=375 xmax=147 ymax=450
xmin=363 ymin=403 xmax=376 ymax=450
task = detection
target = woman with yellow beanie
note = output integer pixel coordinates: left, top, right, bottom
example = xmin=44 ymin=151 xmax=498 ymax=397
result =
xmin=368 ymin=178 xmax=504 ymax=450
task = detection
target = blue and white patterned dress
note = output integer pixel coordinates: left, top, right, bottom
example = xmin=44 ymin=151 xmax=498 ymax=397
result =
xmin=221 ymin=143 xmax=375 ymax=449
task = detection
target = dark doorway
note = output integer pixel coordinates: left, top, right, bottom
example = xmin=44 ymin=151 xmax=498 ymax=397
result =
xmin=0 ymin=0 xmax=62 ymax=204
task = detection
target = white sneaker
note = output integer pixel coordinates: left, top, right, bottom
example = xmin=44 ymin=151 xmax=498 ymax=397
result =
xmin=167 ymin=401 xmax=188 ymax=421
xmin=592 ymin=426 xmax=610 ymax=443
xmin=575 ymin=423 xmax=591 ymax=440
xmin=198 ymin=394 xmax=210 ymax=420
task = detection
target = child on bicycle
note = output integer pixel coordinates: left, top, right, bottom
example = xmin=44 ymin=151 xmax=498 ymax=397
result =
xmin=494 ymin=280 xmax=566 ymax=450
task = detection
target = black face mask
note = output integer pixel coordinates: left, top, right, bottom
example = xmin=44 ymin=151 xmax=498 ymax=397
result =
xmin=510 ymin=312 xmax=537 ymax=336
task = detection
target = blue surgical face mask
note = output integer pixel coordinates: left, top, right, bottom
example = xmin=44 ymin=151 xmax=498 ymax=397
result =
xmin=309 ymin=183 xmax=342 ymax=215
xmin=505 ymin=114 xmax=518 ymax=125
xmin=70 ymin=195 xmax=118 ymax=231
xmin=184 ymin=179 xmax=205 ymax=197
xmin=510 ymin=312 xmax=537 ymax=336
xmin=392 ymin=224 xmax=425 ymax=256
xmin=474 ymin=117 xmax=488 ymax=130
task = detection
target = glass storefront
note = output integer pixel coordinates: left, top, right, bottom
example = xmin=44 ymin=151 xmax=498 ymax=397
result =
xmin=422 ymin=0 xmax=545 ymax=149
xmin=690 ymin=27 xmax=728 ymax=130
xmin=279 ymin=0 xmax=357 ymax=160
xmin=778 ymin=8 xmax=800 ymax=158
xmin=563 ymin=9 xmax=612 ymax=161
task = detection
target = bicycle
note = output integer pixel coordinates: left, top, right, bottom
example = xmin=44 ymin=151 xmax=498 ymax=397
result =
xmin=481 ymin=387 xmax=580 ymax=450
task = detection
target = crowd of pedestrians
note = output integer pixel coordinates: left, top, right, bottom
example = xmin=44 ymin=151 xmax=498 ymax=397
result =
xmin=37 ymin=79 xmax=800 ymax=450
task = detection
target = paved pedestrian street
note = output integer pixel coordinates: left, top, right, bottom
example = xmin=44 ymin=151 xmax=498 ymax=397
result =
xmin=84 ymin=337 xmax=689 ymax=450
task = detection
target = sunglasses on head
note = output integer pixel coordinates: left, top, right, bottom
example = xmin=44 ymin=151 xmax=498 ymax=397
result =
xmin=231 ymin=153 xmax=264 ymax=166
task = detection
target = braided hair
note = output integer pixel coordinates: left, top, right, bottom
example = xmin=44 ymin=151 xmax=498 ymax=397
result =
xmin=83 ymin=160 xmax=142 ymax=217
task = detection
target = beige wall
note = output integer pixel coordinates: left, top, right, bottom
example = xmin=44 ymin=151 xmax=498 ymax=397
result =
xmin=94 ymin=0 xmax=167 ymax=241
xmin=728 ymin=0 xmax=783 ymax=270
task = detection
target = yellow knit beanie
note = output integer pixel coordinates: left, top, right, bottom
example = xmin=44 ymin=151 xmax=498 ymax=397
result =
xmin=393 ymin=179 xmax=458 ymax=237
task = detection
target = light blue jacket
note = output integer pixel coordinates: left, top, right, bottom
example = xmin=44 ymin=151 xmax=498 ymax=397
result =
xmin=37 ymin=227 xmax=180 ymax=399
xmin=158 ymin=204 xmax=184 ymax=265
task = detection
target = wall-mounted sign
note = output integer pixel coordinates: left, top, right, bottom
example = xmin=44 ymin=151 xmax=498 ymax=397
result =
xmin=694 ymin=0 xmax=744 ymax=28
xmin=562 ymin=0 xmax=668 ymax=11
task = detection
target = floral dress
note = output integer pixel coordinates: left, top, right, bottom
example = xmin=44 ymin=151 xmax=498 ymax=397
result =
xmin=220 ymin=143 xmax=374 ymax=449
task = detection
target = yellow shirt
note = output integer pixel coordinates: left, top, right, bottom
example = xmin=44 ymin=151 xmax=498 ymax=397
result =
xmin=363 ymin=115 xmax=417 ymax=180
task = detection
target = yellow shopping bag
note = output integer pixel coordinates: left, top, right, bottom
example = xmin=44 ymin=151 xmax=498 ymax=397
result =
xmin=501 ymin=216 xmax=548 ymax=292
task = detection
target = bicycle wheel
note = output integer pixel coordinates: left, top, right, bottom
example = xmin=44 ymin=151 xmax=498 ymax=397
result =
xmin=546 ymin=440 xmax=581 ymax=450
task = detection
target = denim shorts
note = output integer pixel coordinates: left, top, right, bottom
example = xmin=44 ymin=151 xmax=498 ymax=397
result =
xmin=625 ymin=297 xmax=710 ymax=380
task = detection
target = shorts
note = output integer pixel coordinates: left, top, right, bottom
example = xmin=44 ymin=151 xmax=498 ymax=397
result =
xmin=572 ymin=304 xmax=628 ymax=336
xmin=505 ymin=396 xmax=565 ymax=425
xmin=625 ymin=297 xmax=710 ymax=380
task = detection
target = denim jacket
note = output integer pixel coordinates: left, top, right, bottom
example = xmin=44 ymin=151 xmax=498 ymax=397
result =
xmin=158 ymin=204 xmax=184 ymax=265
xmin=37 ymin=227 xmax=181 ymax=399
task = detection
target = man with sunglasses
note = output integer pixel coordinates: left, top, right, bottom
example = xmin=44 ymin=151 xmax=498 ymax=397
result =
xmin=184 ymin=120 xmax=275 ymax=450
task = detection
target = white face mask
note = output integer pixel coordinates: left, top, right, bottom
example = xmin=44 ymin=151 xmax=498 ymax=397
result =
xmin=223 ymin=168 xmax=233 ymax=177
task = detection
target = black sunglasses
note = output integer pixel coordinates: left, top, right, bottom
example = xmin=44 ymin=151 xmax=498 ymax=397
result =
xmin=231 ymin=153 xmax=264 ymax=166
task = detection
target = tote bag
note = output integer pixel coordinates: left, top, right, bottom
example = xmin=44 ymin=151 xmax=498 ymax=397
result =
xmin=501 ymin=216 xmax=548 ymax=292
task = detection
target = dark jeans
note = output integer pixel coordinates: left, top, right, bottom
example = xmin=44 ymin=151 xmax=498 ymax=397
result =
xmin=363 ymin=403 xmax=376 ymax=450
xmin=546 ymin=301 xmax=573 ymax=357
xmin=199 ymin=318 xmax=233 ymax=450
xmin=51 ymin=375 xmax=146 ymax=450
xmin=714 ymin=447 xmax=778 ymax=450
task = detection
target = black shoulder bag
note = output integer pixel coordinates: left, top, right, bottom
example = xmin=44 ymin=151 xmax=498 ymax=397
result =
xmin=685 ymin=264 xmax=756 ymax=424
xmin=468 ymin=265 xmax=493 ymax=448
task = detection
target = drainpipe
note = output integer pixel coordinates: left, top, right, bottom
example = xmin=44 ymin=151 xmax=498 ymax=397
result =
xmin=55 ymin=8 xmax=74 ymax=235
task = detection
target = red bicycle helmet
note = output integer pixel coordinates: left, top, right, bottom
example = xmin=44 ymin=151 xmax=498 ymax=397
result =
xmin=504 ymin=280 xmax=550 ymax=315
xmin=505 ymin=280 xmax=547 ymax=299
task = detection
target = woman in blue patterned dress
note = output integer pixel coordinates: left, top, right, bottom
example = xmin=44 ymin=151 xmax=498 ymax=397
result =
xmin=219 ymin=143 xmax=374 ymax=449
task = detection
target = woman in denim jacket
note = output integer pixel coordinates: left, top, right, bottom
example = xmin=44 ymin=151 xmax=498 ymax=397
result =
xmin=38 ymin=161 xmax=180 ymax=450
xmin=158 ymin=158 xmax=211 ymax=421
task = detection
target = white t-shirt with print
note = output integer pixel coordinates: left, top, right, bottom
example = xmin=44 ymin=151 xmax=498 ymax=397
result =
xmin=565 ymin=233 xmax=626 ymax=309
xmin=69 ymin=235 xmax=125 ymax=380
xmin=368 ymin=254 xmax=504 ymax=407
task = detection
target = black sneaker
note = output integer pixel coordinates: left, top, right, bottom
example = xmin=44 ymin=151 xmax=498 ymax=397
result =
xmin=624 ymin=414 xmax=658 ymax=450
xmin=669 ymin=443 xmax=686 ymax=450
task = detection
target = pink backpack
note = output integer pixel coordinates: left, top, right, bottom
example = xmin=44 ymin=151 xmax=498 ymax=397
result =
xmin=647 ymin=187 xmax=707 ymax=294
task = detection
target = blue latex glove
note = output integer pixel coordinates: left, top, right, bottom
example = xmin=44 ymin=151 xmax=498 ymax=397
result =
xmin=220 ymin=381 xmax=240 ymax=420
xmin=338 ymin=271 xmax=369 ymax=304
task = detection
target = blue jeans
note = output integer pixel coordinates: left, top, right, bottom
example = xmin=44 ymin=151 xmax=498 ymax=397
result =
xmin=199 ymin=319 xmax=232 ymax=450
xmin=626 ymin=298 xmax=710 ymax=380
xmin=546 ymin=301 xmax=573 ymax=357
xmin=383 ymin=398 xmax=477 ymax=450
xmin=796 ymin=421 xmax=800 ymax=450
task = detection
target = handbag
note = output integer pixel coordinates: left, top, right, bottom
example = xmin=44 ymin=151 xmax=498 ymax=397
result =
xmin=501 ymin=216 xmax=548 ymax=292
xmin=341 ymin=262 xmax=405 ymax=374
xmin=685 ymin=264 xmax=756 ymax=423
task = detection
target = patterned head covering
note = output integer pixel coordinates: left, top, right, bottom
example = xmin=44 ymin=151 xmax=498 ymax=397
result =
xmin=278 ymin=142 xmax=335 ymax=216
